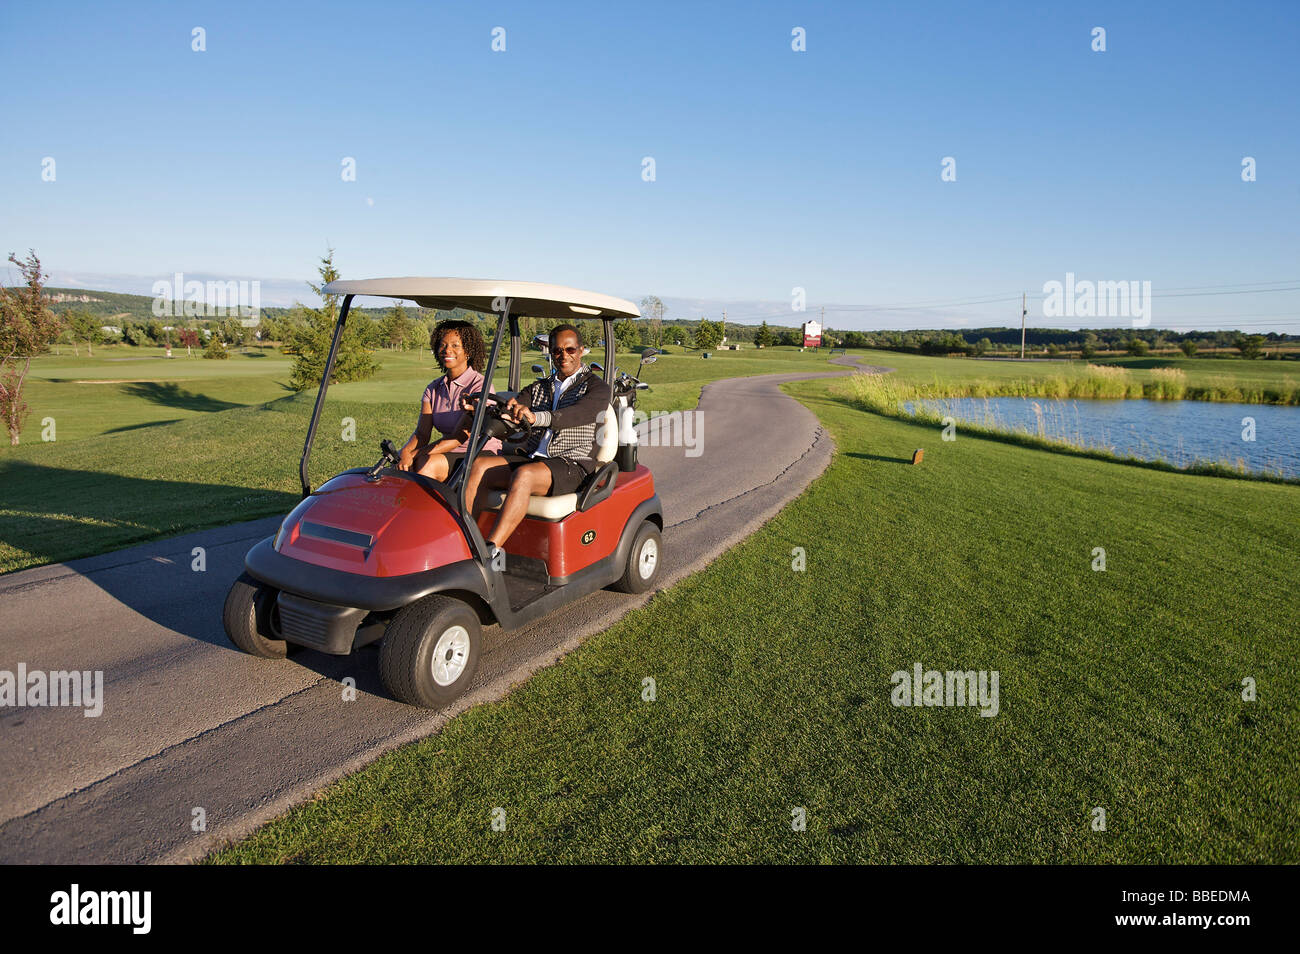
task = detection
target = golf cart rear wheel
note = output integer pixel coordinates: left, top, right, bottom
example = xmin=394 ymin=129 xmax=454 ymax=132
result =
xmin=612 ymin=520 xmax=661 ymax=594
xmin=379 ymin=595 xmax=481 ymax=708
xmin=223 ymin=572 xmax=288 ymax=659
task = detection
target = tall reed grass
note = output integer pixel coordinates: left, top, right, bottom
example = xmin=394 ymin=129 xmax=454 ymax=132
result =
xmin=847 ymin=364 xmax=1297 ymax=406
xmin=840 ymin=370 xmax=1299 ymax=485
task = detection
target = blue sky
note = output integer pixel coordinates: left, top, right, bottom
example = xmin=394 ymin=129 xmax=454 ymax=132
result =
xmin=2 ymin=0 xmax=1297 ymax=332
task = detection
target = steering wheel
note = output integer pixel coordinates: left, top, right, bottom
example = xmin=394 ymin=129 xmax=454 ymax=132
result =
xmin=464 ymin=390 xmax=534 ymax=443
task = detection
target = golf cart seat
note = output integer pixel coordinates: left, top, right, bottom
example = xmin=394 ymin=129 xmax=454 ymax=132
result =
xmin=483 ymin=404 xmax=619 ymax=519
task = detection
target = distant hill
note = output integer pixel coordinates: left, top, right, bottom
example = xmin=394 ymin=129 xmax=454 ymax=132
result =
xmin=44 ymin=287 xmax=158 ymax=321
xmin=42 ymin=287 xmax=404 ymax=324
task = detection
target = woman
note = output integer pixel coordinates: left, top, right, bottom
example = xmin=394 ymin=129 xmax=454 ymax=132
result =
xmin=397 ymin=320 xmax=501 ymax=479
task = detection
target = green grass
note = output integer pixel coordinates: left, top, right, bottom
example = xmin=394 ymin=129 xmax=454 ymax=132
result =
xmin=206 ymin=378 xmax=1299 ymax=864
xmin=13 ymin=343 xmax=836 ymax=446
xmin=21 ymin=347 xmax=297 ymax=443
xmin=6 ymin=342 xmax=1294 ymax=576
xmin=0 ymin=344 xmax=842 ymax=573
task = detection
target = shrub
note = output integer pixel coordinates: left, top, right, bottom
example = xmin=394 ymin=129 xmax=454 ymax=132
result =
xmin=203 ymin=334 xmax=229 ymax=359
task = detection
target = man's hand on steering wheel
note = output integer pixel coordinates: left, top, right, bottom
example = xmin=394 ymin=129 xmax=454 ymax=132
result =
xmin=504 ymin=397 xmax=535 ymax=426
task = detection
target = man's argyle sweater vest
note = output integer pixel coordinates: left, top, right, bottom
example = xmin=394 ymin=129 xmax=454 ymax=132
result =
xmin=516 ymin=366 xmax=613 ymax=465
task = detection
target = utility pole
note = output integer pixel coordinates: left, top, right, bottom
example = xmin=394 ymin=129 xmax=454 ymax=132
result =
xmin=1020 ymin=292 xmax=1027 ymax=359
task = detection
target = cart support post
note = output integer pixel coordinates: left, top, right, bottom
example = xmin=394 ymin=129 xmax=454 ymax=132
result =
xmin=299 ymin=294 xmax=353 ymax=497
xmin=603 ymin=317 xmax=614 ymax=381
xmin=455 ymin=302 xmax=511 ymax=557
xmin=508 ymin=314 xmax=521 ymax=392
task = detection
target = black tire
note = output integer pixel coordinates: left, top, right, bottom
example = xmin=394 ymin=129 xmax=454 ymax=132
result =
xmin=223 ymin=572 xmax=288 ymax=658
xmin=379 ymin=595 xmax=482 ymax=708
xmin=611 ymin=520 xmax=662 ymax=594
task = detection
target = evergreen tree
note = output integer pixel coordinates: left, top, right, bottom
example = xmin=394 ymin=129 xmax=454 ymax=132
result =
xmin=381 ymin=302 xmax=415 ymax=350
xmin=289 ymin=248 xmax=380 ymax=390
xmin=203 ymin=332 xmax=229 ymax=359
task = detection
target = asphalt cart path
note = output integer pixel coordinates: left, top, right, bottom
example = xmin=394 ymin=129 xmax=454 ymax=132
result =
xmin=0 ymin=354 xmax=890 ymax=862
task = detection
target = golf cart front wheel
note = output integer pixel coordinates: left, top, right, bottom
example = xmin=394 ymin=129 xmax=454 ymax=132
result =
xmin=223 ymin=572 xmax=289 ymax=658
xmin=379 ymin=595 xmax=482 ymax=708
xmin=612 ymin=520 xmax=662 ymax=594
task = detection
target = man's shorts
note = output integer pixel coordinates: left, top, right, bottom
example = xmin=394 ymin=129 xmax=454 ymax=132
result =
xmin=499 ymin=453 xmax=593 ymax=497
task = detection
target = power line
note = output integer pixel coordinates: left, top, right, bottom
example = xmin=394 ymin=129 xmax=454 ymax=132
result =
xmin=717 ymin=280 xmax=1300 ymax=320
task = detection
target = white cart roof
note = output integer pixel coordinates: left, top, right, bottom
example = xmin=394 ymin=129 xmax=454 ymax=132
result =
xmin=321 ymin=278 xmax=640 ymax=320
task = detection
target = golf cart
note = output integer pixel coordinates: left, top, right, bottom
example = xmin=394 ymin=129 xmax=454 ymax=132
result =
xmin=223 ymin=279 xmax=663 ymax=707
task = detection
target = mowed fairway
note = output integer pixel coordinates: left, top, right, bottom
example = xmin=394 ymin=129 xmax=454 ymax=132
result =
xmin=23 ymin=348 xmax=296 ymax=442
xmin=207 ymin=374 xmax=1299 ymax=864
xmin=0 ymin=345 xmax=845 ymax=574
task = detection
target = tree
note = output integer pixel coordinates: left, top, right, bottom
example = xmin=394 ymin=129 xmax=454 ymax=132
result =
xmin=358 ymin=314 xmax=385 ymax=350
xmin=755 ymin=321 xmax=776 ymax=348
xmin=0 ymin=251 xmax=61 ymax=445
xmin=257 ymin=315 xmax=280 ymax=343
xmin=975 ymin=337 xmax=992 ymax=356
xmin=203 ymin=332 xmax=229 ymax=359
xmin=68 ymin=309 xmax=102 ymax=356
xmin=613 ymin=317 xmax=642 ymax=352
xmin=1179 ymin=339 xmax=1198 ymax=357
xmin=380 ymin=302 xmax=415 ymax=350
xmin=1080 ymin=333 xmax=1100 ymax=359
xmin=122 ymin=322 xmax=150 ymax=346
xmin=177 ymin=328 xmax=199 ymax=357
xmin=639 ymin=296 xmax=665 ymax=349
xmin=219 ymin=318 xmax=248 ymax=347
xmin=694 ymin=318 xmax=723 ymax=350
xmin=1126 ymin=337 xmax=1150 ymax=356
xmin=1235 ymin=334 xmax=1264 ymax=359
xmin=289 ymin=248 xmax=380 ymax=390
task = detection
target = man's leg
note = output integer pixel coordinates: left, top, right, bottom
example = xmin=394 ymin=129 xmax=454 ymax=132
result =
xmin=486 ymin=461 xmax=552 ymax=547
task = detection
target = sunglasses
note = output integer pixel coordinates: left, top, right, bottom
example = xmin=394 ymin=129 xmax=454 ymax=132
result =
xmin=550 ymin=345 xmax=581 ymax=356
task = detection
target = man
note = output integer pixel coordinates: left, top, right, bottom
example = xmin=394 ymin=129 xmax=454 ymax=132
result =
xmin=461 ymin=324 xmax=612 ymax=560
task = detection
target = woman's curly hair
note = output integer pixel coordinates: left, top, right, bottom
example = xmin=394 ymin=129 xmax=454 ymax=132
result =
xmin=430 ymin=320 xmax=487 ymax=373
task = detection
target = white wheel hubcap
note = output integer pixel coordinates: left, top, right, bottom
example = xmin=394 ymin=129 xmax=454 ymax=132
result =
xmin=638 ymin=537 xmax=658 ymax=579
xmin=431 ymin=625 xmax=471 ymax=686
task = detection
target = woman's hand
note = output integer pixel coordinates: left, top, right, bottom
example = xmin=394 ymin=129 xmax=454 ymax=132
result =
xmin=396 ymin=449 xmax=417 ymax=472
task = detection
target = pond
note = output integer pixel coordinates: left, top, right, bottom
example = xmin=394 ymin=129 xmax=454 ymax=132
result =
xmin=906 ymin=397 xmax=1300 ymax=479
